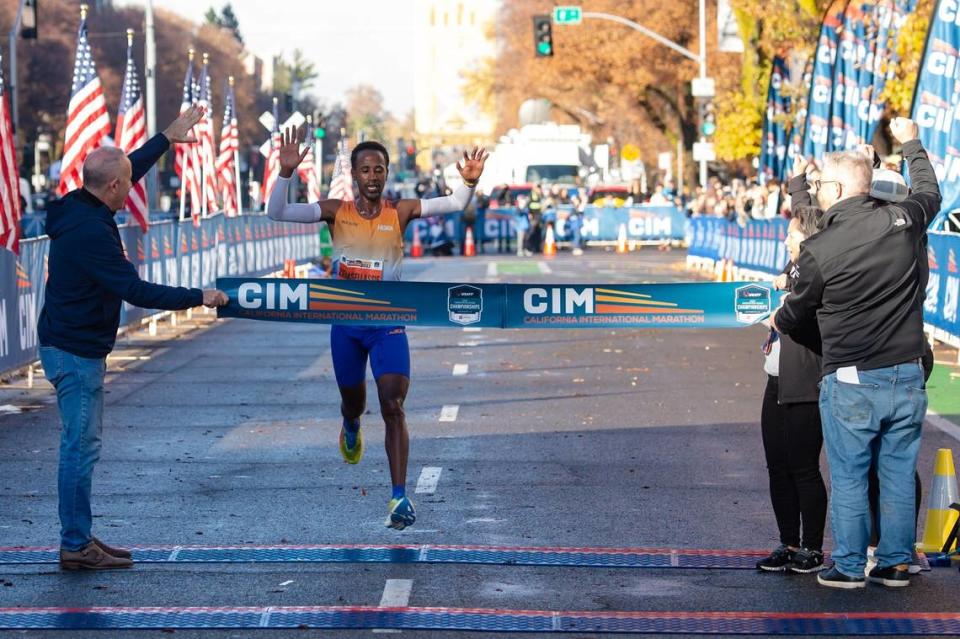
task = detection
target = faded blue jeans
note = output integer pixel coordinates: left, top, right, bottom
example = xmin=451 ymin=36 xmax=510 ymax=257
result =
xmin=39 ymin=346 xmax=106 ymax=551
xmin=819 ymin=362 xmax=926 ymax=577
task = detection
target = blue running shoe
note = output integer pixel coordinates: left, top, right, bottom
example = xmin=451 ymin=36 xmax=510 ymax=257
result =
xmin=339 ymin=421 xmax=363 ymax=465
xmin=385 ymin=496 xmax=416 ymax=530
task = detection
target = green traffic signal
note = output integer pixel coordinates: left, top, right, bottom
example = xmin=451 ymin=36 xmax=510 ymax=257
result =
xmin=537 ymin=41 xmax=553 ymax=56
xmin=314 ymin=127 xmax=326 ymax=139
xmin=701 ymin=122 xmax=717 ymax=136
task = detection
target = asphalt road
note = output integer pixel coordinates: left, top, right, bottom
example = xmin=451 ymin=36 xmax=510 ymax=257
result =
xmin=1 ymin=249 xmax=958 ymax=638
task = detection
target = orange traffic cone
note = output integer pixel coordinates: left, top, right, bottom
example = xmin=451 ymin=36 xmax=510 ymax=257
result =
xmin=410 ymin=227 xmax=423 ymax=258
xmin=463 ymin=227 xmax=476 ymax=257
xmin=723 ymin=259 xmax=733 ymax=282
xmin=917 ymin=448 xmax=959 ymax=553
xmin=543 ymin=224 xmax=557 ymax=258
xmin=616 ymin=223 xmax=628 ymax=254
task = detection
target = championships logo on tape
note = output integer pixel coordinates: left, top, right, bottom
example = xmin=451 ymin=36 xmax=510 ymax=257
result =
xmin=448 ymin=285 xmax=483 ymax=325
xmin=734 ymin=284 xmax=772 ymax=324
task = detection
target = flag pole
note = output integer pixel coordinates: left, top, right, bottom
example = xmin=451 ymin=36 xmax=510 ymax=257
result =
xmin=200 ymin=52 xmax=209 ymax=221
xmin=230 ymin=76 xmax=242 ymax=216
xmin=178 ymin=50 xmax=193 ymax=223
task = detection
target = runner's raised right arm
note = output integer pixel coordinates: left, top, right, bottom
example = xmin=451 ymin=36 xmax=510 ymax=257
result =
xmin=267 ymin=126 xmax=340 ymax=224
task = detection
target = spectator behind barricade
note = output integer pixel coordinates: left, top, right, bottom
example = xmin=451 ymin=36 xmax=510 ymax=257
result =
xmin=473 ymin=188 xmax=489 ymax=256
xmin=756 ymin=197 xmax=827 ymax=574
xmin=649 ymin=183 xmax=671 ymax=205
xmin=514 ymin=194 xmax=531 ymax=257
xmin=526 ymin=184 xmax=544 ymax=254
xmin=772 ymin=118 xmax=942 ymax=589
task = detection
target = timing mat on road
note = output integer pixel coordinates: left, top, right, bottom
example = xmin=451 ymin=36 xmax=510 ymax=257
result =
xmin=0 ymin=543 xmax=782 ymax=569
xmin=3 ymin=606 xmax=960 ymax=634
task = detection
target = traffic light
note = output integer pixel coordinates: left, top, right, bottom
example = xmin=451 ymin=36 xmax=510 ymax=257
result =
xmin=21 ymin=0 xmax=38 ymax=39
xmin=405 ymin=143 xmax=416 ymax=170
xmin=314 ymin=127 xmax=325 ymax=139
xmin=533 ymin=15 xmax=553 ymax=57
xmin=701 ymin=101 xmax=716 ymax=137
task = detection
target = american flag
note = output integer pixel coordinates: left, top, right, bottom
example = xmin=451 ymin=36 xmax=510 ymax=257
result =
xmin=327 ymin=141 xmax=354 ymax=200
xmin=261 ymin=97 xmax=280 ymax=204
xmin=0 ymin=53 xmax=21 ymax=253
xmin=174 ymin=51 xmax=201 ymax=219
xmin=58 ymin=6 xmax=111 ymax=196
xmin=115 ymin=30 xmax=148 ymax=232
xmin=216 ymin=79 xmax=240 ymax=216
xmin=298 ymin=142 xmax=322 ymax=203
xmin=197 ymin=56 xmax=218 ymax=217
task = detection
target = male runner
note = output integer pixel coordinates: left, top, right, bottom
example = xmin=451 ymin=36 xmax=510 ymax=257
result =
xmin=268 ymin=126 xmax=486 ymax=529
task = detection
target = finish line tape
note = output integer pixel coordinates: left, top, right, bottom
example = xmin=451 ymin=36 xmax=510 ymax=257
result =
xmin=0 ymin=543 xmax=775 ymax=569
xmin=3 ymin=606 xmax=960 ymax=634
xmin=216 ymin=278 xmax=783 ymax=329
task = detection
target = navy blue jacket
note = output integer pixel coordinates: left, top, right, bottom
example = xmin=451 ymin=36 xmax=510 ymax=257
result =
xmin=38 ymin=134 xmax=203 ymax=358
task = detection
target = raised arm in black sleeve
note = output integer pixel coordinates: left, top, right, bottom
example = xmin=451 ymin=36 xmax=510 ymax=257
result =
xmin=787 ymin=174 xmax=813 ymax=213
xmin=898 ymin=139 xmax=942 ymax=231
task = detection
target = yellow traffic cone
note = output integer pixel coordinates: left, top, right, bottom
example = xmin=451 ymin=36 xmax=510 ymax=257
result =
xmin=917 ymin=448 xmax=960 ymax=553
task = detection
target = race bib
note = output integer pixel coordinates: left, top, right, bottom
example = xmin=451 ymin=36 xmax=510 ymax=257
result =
xmin=338 ymin=257 xmax=385 ymax=281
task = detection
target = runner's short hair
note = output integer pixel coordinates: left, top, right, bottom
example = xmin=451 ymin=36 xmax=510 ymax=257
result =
xmin=351 ymin=141 xmax=390 ymax=170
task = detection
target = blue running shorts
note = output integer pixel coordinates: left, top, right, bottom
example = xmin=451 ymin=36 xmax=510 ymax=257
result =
xmin=330 ymin=325 xmax=410 ymax=388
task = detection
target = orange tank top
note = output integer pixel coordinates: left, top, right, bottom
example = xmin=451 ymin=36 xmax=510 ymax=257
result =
xmin=331 ymin=200 xmax=404 ymax=281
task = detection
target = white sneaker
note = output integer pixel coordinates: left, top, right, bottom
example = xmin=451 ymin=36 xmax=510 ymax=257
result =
xmin=864 ymin=546 xmax=878 ymax=576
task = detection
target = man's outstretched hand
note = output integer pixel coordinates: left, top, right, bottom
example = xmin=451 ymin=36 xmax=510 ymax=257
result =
xmin=163 ymin=105 xmax=204 ymax=144
xmin=457 ymin=146 xmax=488 ymax=184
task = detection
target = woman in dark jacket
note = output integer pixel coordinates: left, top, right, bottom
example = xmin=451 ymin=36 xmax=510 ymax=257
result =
xmin=756 ymin=192 xmax=829 ymax=574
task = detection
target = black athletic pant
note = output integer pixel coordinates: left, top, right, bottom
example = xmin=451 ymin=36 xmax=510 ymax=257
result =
xmin=760 ymin=376 xmax=828 ymax=551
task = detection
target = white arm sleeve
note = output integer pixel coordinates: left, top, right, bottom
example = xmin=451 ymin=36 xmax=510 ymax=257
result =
xmin=419 ymin=183 xmax=475 ymax=216
xmin=267 ymin=176 xmax=322 ymax=223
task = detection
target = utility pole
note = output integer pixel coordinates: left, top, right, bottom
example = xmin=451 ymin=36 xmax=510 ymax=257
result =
xmin=8 ymin=0 xmax=27 ymax=133
xmin=144 ymin=0 xmax=159 ymax=210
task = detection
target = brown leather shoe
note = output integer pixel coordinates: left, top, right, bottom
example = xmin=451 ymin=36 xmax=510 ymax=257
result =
xmin=60 ymin=542 xmax=133 ymax=570
xmin=92 ymin=536 xmax=132 ymax=559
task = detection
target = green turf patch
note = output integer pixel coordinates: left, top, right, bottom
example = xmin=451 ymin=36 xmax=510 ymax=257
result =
xmin=495 ymin=262 xmax=544 ymax=275
xmin=928 ymin=363 xmax=960 ymax=422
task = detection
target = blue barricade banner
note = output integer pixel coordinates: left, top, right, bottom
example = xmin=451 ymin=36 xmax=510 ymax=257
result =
xmin=686 ymin=216 xmax=790 ymax=276
xmin=217 ymin=278 xmax=785 ymax=330
xmin=912 ymin=0 xmax=960 ymax=222
xmin=925 ymin=232 xmax=960 ymax=340
xmin=0 ymin=214 xmax=323 ymax=375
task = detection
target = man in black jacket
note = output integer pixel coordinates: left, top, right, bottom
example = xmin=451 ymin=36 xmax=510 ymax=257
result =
xmin=38 ymin=105 xmax=229 ymax=571
xmin=773 ymin=118 xmax=942 ymax=589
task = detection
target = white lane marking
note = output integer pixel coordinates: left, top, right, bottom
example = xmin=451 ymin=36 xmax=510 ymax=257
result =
xmin=279 ymin=580 xmax=294 ymax=587
xmin=928 ymin=411 xmax=960 ymax=443
xmin=463 ymin=327 xmax=483 ymax=332
xmin=452 ymin=364 xmax=469 ymax=376
xmin=486 ymin=262 xmax=498 ymax=277
xmin=439 ymin=405 xmax=459 ymax=422
xmin=373 ymin=579 xmax=413 ymax=634
xmin=415 ymin=466 xmax=443 ymax=494
xmin=537 ymin=261 xmax=553 ymax=274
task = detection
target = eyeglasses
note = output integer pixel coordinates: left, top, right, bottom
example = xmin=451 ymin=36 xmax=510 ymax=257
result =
xmin=814 ymin=179 xmax=841 ymax=192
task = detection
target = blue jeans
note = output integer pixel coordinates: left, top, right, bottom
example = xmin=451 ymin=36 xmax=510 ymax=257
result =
xmin=569 ymin=214 xmax=583 ymax=249
xmin=819 ymin=362 xmax=926 ymax=576
xmin=39 ymin=346 xmax=106 ymax=551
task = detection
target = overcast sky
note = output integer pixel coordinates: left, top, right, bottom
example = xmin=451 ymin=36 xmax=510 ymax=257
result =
xmin=124 ymin=0 xmax=417 ymax=115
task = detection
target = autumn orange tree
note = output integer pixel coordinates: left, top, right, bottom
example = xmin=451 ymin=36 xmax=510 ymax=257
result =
xmin=465 ymin=0 xmax=743 ymax=186
xmin=0 ymin=0 xmax=266 ymax=170
xmin=469 ymin=0 xmax=902 ymax=180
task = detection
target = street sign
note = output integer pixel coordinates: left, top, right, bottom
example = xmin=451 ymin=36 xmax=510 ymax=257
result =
xmin=553 ymin=6 xmax=582 ymax=24
xmin=691 ymin=77 xmax=716 ymax=98
xmin=621 ymin=143 xmax=640 ymax=162
xmin=693 ymin=142 xmax=716 ymax=162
